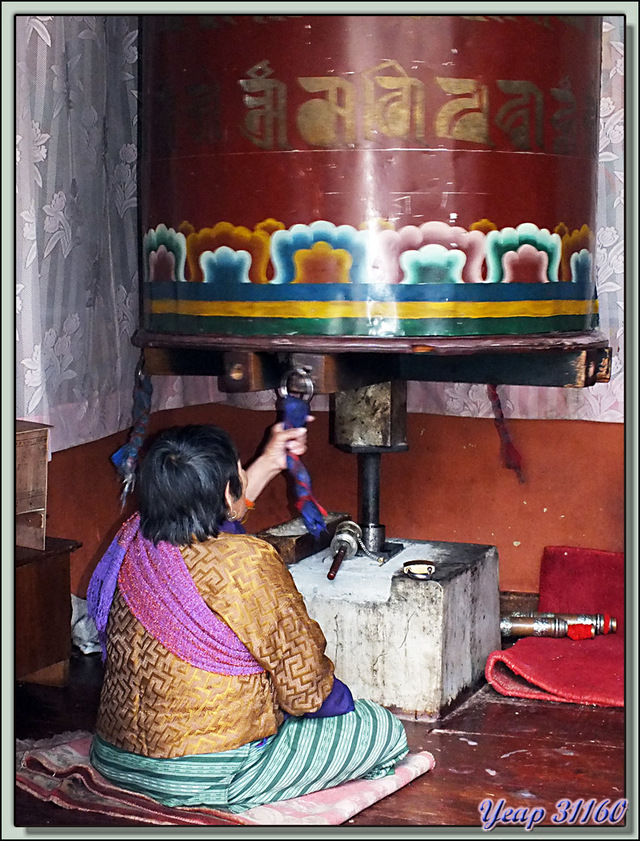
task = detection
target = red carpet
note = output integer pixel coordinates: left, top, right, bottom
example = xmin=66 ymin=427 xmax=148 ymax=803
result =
xmin=16 ymin=731 xmax=435 ymax=826
xmin=486 ymin=546 xmax=624 ymax=707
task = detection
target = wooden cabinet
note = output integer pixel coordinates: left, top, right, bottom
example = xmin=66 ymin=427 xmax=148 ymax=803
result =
xmin=16 ymin=421 xmax=51 ymax=551
xmin=15 ymin=537 xmax=81 ymax=685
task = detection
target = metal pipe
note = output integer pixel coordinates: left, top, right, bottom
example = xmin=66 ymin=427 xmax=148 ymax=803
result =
xmin=514 ymin=612 xmax=617 ymax=635
xmin=358 ymin=453 xmax=385 ymax=553
xmin=500 ymin=615 xmax=570 ymax=638
xmin=358 ymin=453 xmax=380 ymax=524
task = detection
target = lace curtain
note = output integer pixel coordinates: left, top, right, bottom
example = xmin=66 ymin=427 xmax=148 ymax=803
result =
xmin=15 ymin=15 xmax=625 ymax=454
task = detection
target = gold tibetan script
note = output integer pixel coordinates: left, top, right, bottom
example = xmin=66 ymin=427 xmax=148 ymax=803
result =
xmin=239 ymin=61 xmax=288 ymax=149
xmin=362 ymin=61 xmax=425 ymax=141
xmin=495 ymin=80 xmax=544 ymax=151
xmin=296 ymin=77 xmax=356 ymax=146
xmin=237 ymin=62 xmax=581 ymax=154
xmin=434 ymin=77 xmax=490 ymax=145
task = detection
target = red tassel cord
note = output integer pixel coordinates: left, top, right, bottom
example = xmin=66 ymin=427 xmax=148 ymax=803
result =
xmin=487 ymin=384 xmax=525 ymax=483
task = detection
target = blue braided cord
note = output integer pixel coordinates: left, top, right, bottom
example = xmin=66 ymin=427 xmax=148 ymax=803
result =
xmin=282 ymin=395 xmax=328 ymax=539
xmin=112 ymin=370 xmax=153 ymax=503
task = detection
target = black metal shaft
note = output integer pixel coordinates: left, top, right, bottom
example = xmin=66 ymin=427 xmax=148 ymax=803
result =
xmin=358 ymin=452 xmax=381 ymax=527
xmin=357 ymin=452 xmax=387 ymax=553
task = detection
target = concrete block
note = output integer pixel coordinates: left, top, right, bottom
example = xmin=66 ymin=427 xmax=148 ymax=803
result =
xmin=290 ymin=538 xmax=500 ymax=719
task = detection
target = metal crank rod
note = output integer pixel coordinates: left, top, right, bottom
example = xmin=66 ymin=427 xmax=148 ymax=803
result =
xmin=327 ymin=546 xmax=348 ymax=580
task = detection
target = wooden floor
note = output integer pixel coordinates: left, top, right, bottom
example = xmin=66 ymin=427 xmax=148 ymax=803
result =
xmin=14 ymin=648 xmax=627 ymax=829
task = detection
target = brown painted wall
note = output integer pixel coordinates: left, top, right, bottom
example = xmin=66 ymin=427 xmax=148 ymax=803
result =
xmin=44 ymin=404 xmax=624 ymax=597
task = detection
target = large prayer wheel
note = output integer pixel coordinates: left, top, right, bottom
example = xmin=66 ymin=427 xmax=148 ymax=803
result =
xmin=138 ymin=14 xmax=602 ymax=339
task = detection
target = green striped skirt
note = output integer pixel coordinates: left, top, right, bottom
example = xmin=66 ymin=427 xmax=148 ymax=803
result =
xmin=90 ymin=699 xmax=408 ymax=813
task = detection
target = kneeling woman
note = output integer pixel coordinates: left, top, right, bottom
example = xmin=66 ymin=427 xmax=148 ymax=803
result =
xmin=87 ymin=424 xmax=408 ymax=812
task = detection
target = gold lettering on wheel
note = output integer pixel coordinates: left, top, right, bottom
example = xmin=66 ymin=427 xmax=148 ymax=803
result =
xmin=362 ymin=60 xmax=425 ymax=141
xmin=434 ymin=77 xmax=490 ymax=145
xmin=495 ymin=80 xmax=544 ymax=151
xmin=296 ymin=77 xmax=356 ymax=146
xmin=239 ymin=61 xmax=288 ymax=149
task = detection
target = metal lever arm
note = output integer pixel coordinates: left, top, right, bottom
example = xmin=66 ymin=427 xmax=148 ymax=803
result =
xmin=327 ymin=546 xmax=347 ymax=580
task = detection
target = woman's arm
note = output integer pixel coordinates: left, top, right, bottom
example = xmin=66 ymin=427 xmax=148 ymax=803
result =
xmin=244 ymin=420 xmax=312 ymax=503
xmin=302 ymin=676 xmax=354 ymax=718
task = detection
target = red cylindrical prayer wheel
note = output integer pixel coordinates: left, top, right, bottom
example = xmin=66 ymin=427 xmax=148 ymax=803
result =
xmin=139 ymin=14 xmax=602 ymax=339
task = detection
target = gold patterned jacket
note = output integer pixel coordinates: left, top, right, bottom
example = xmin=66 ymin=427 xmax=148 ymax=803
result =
xmin=95 ymin=533 xmax=335 ymax=758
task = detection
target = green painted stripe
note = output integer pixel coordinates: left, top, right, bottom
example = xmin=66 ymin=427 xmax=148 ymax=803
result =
xmin=145 ymin=279 xmax=597 ymax=304
xmin=145 ymin=312 xmax=598 ymax=337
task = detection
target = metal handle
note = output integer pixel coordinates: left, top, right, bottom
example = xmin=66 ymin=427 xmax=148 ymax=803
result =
xmin=327 ymin=547 xmax=347 ymax=580
xmin=277 ymin=368 xmax=314 ymax=402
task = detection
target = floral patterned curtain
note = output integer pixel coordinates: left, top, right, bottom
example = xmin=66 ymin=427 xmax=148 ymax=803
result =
xmin=15 ymin=14 xmax=224 ymax=453
xmin=15 ymin=15 xmax=624 ymax=455
xmin=16 ymin=14 xmax=140 ymax=451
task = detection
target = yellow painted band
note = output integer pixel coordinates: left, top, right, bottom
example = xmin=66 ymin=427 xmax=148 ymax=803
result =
xmin=150 ymin=298 xmax=598 ymax=319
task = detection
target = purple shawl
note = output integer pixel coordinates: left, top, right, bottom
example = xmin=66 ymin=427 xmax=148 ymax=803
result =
xmin=86 ymin=513 xmax=263 ymax=676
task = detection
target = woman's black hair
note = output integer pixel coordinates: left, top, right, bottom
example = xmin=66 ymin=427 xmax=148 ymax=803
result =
xmin=137 ymin=424 xmax=243 ymax=545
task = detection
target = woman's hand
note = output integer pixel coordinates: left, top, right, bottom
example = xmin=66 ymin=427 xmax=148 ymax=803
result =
xmin=244 ymin=419 xmax=314 ymax=503
xmin=263 ymin=421 xmax=311 ymax=469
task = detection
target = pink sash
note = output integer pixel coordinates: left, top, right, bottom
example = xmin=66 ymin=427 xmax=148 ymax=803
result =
xmin=88 ymin=514 xmax=263 ymax=675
